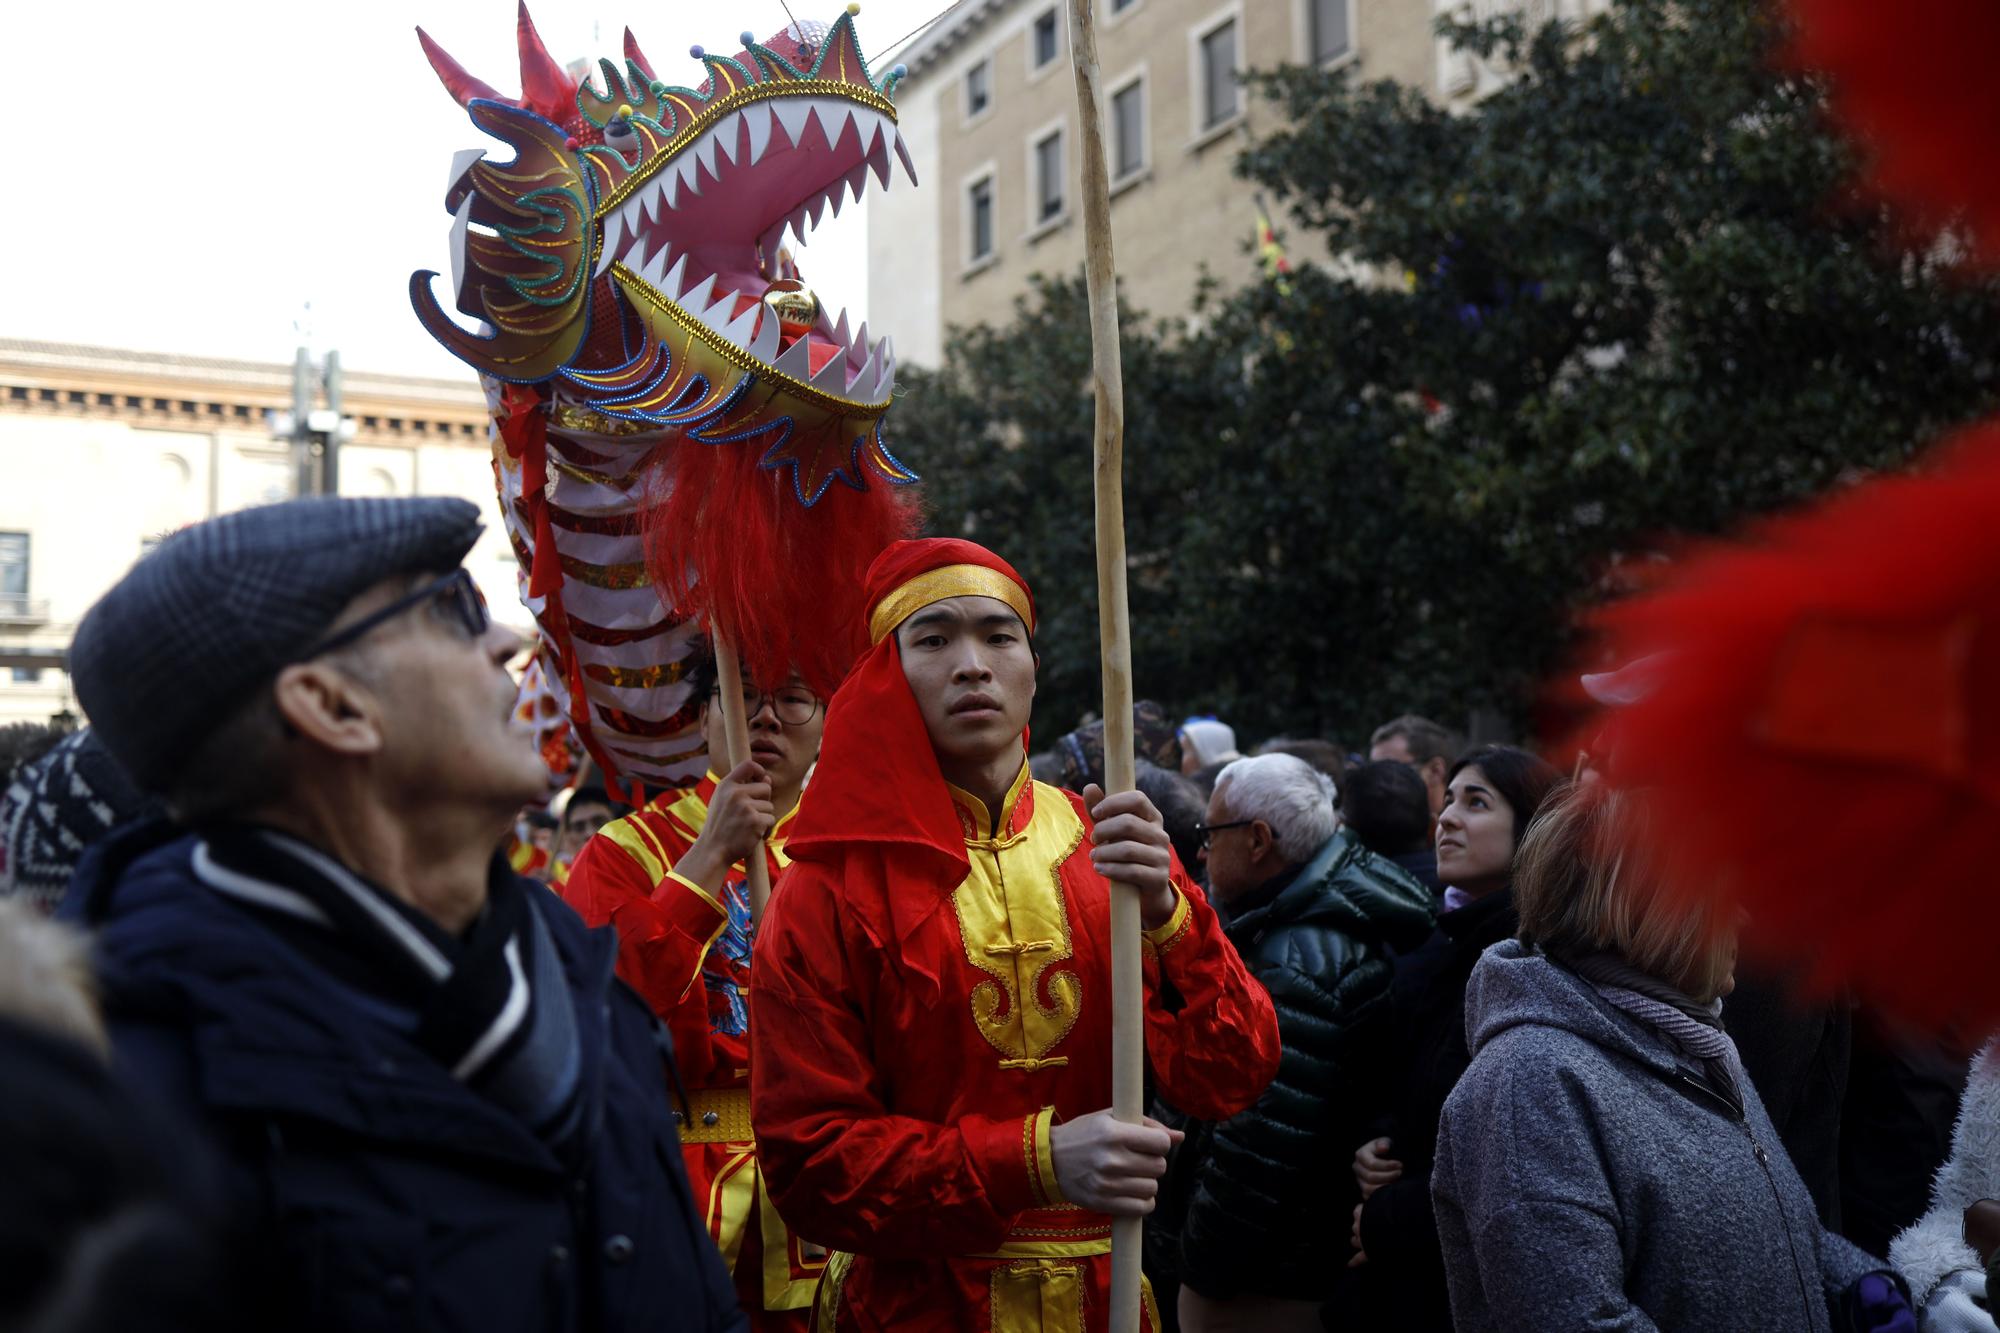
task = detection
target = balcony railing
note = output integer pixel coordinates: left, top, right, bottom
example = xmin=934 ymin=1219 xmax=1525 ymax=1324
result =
xmin=0 ymin=594 xmax=51 ymax=624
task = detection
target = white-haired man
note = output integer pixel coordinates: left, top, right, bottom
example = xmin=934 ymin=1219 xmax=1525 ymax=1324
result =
xmin=1148 ymin=753 xmax=1435 ymax=1333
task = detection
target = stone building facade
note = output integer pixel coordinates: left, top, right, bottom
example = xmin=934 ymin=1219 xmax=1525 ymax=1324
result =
xmin=0 ymin=340 xmax=522 ymax=726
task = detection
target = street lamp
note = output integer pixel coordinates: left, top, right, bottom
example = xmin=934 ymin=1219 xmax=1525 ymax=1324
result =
xmin=268 ymin=348 xmax=356 ymax=496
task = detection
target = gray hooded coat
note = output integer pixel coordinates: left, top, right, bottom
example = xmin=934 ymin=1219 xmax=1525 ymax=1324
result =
xmin=1432 ymin=941 xmax=1891 ymax=1331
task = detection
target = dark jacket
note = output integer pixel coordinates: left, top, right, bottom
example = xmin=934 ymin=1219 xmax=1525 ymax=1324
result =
xmin=0 ymin=1017 xmax=239 ymax=1332
xmin=1330 ymin=886 xmax=1517 ymax=1330
xmin=1150 ymin=828 xmax=1434 ymax=1302
xmin=1841 ymin=1017 xmax=1969 ymax=1258
xmin=63 ymin=823 xmax=743 ymax=1333
xmin=1387 ymin=847 xmax=1443 ymax=897
xmin=1433 ymin=941 xmax=1897 ymax=1332
xmin=1724 ymin=967 xmax=1852 ymax=1229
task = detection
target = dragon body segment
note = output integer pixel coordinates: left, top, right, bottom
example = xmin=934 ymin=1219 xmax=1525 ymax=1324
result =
xmin=413 ymin=5 xmax=919 ymax=798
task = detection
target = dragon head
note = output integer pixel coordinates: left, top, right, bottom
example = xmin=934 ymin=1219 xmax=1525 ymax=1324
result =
xmin=411 ymin=3 xmax=916 ymax=505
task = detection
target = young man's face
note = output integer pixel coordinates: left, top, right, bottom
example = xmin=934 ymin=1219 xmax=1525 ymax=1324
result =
xmin=700 ymin=665 xmax=825 ymax=798
xmin=895 ymin=595 xmax=1036 ymax=774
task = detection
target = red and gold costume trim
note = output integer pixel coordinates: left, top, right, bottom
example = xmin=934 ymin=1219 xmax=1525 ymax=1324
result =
xmin=753 ymin=538 xmax=1279 ymax=1330
xmin=560 ymin=775 xmax=818 ymax=1328
xmin=867 ymin=562 xmax=1036 ymax=645
xmin=755 ymin=766 xmax=1278 ymax=1331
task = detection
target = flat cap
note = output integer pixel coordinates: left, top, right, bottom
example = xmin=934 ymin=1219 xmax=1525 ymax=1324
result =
xmin=70 ymin=496 xmax=485 ymax=792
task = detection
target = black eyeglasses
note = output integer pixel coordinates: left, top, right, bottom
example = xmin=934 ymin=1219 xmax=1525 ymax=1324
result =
xmin=711 ymin=682 xmax=822 ymax=728
xmin=297 ymin=568 xmax=489 ymax=662
xmin=1194 ymin=819 xmax=1254 ymax=850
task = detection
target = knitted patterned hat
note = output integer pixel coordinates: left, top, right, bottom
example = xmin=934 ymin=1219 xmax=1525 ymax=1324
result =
xmin=0 ymin=730 xmax=160 ymax=912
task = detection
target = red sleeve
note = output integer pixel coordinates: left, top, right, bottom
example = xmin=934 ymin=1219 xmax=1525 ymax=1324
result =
xmin=560 ymin=822 xmax=727 ymax=1020
xmin=1139 ymin=861 xmax=1281 ymax=1121
xmin=750 ymin=863 xmax=1047 ymax=1259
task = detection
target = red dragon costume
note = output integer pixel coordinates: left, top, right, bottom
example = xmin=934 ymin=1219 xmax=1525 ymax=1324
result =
xmin=409 ymin=8 xmax=923 ymax=1325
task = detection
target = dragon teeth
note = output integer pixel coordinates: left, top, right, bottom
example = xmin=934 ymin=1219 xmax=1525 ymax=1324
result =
xmin=743 ymin=102 xmax=774 ymax=165
xmin=445 ymin=147 xmax=486 ymax=198
xmin=447 ymin=192 xmax=476 ymax=298
xmin=809 ymin=346 xmax=849 ymax=396
xmin=815 ymin=101 xmax=855 ymax=153
xmin=867 ymin=134 xmax=893 ymax=192
xmin=638 ymin=243 xmax=675 ymax=293
xmin=773 ymin=99 xmax=814 ymax=150
xmin=747 ymin=306 xmax=781 ymax=362
xmin=772 ymin=334 xmax=813 ymax=380
xmin=659 ymin=252 xmax=689 ymax=298
xmin=848 ymin=341 xmax=877 ymax=398
xmin=722 ymin=300 xmax=762 ymax=349
xmin=694 ymin=130 xmax=721 ymax=184
xmin=680 ymin=273 xmax=718 ymax=313
xmin=875 ymin=336 xmax=896 ymax=399
xmin=700 ymin=290 xmax=738 ymax=336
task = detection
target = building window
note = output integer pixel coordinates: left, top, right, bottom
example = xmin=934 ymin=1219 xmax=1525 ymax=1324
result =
xmin=1031 ymin=9 xmax=1059 ymax=71
xmin=1111 ymin=0 xmax=1138 ymax=10
xmin=968 ymin=175 xmax=996 ymax=262
xmin=11 ymin=668 xmax=38 ymax=684
xmin=966 ymin=59 xmax=991 ymax=118
xmin=1310 ymin=0 xmax=1351 ymax=65
xmin=0 ymin=532 xmax=25 ymax=616
xmin=1198 ymin=17 xmax=1239 ymax=131
xmin=1034 ymin=128 xmax=1064 ymax=223
xmin=1112 ymin=78 xmax=1145 ymax=180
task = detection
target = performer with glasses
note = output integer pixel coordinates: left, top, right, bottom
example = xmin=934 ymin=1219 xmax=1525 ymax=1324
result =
xmin=559 ymin=642 xmax=828 ymax=1329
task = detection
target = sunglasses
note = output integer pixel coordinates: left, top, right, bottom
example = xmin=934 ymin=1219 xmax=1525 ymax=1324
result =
xmin=296 ymin=568 xmax=489 ymax=662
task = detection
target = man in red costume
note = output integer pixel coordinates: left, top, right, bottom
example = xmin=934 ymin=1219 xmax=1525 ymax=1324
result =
xmin=561 ymin=644 xmax=826 ymax=1329
xmin=750 ymin=538 xmax=1282 ymax=1331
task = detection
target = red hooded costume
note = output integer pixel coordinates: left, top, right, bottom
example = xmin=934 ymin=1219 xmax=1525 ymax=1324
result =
xmin=749 ymin=538 xmax=1281 ymax=1331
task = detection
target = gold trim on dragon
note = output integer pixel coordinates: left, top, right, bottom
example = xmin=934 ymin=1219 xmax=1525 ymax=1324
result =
xmin=595 ymin=79 xmax=899 ymax=216
xmin=613 ymin=262 xmax=893 ymax=416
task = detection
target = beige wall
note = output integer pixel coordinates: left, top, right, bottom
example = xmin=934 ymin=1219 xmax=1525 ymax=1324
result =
xmin=0 ymin=343 xmax=526 ymax=728
xmin=869 ymin=0 xmax=1437 ymax=364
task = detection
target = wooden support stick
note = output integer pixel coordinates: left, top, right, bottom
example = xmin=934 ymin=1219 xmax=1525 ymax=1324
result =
xmin=1065 ymin=3 xmax=1143 ymax=1329
xmin=711 ymin=629 xmax=775 ymax=920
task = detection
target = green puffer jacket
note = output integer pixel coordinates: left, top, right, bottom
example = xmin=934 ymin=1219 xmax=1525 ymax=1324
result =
xmin=1147 ymin=827 xmax=1435 ymax=1303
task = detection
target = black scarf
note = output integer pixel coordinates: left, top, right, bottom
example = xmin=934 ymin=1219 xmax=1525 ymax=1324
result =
xmin=193 ymin=826 xmax=586 ymax=1154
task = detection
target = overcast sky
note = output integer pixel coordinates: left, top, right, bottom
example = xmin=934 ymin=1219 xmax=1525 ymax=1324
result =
xmin=1 ymin=0 xmax=943 ymax=380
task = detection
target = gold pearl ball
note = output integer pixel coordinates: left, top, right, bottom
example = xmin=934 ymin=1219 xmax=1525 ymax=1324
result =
xmin=761 ymin=280 xmax=820 ymax=337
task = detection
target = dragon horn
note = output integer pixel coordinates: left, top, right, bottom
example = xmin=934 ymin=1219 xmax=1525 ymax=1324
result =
xmin=515 ymin=1 xmax=574 ymax=122
xmin=624 ymin=27 xmax=658 ymax=83
xmin=416 ymin=27 xmax=505 ymax=108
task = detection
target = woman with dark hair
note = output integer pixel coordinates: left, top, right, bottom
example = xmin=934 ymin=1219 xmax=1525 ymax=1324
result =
xmin=1327 ymin=744 xmax=1563 ymax=1332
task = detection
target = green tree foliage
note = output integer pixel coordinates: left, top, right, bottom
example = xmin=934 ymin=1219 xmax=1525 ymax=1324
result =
xmin=898 ymin=0 xmax=2000 ymax=746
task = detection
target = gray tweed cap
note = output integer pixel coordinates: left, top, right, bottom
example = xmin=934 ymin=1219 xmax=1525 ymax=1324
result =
xmin=70 ymin=496 xmax=485 ymax=792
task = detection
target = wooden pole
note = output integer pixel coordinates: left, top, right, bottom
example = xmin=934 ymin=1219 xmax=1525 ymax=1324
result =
xmin=711 ymin=630 xmax=775 ymax=919
xmin=1064 ymin=3 xmax=1143 ymax=1330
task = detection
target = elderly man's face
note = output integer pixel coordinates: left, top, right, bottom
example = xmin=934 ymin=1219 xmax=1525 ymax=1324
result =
xmin=339 ymin=571 xmax=547 ymax=812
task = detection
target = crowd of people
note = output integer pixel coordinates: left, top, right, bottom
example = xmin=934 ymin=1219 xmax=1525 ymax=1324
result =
xmin=0 ymin=494 xmax=1988 ymax=1332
